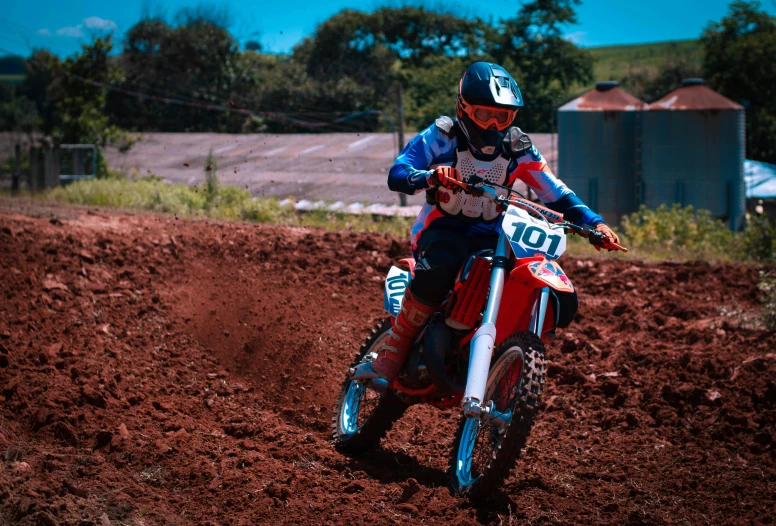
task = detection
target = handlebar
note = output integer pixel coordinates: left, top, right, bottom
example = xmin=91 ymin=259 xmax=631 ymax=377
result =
xmin=579 ymin=225 xmax=629 ymax=253
xmin=444 ymin=176 xmax=628 ymax=253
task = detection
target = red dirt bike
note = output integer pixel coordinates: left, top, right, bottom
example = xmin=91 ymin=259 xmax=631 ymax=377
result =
xmin=332 ymin=175 xmax=627 ymax=498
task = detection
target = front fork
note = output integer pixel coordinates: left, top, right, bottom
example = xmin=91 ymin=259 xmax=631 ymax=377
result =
xmin=461 ymin=230 xmax=549 ymax=419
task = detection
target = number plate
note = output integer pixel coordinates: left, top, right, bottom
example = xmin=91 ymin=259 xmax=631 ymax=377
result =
xmin=383 ymin=266 xmax=410 ymax=316
xmin=502 ymin=205 xmax=566 ymax=260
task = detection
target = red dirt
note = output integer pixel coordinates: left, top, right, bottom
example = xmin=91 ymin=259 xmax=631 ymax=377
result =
xmin=0 ymin=201 xmax=774 ymax=525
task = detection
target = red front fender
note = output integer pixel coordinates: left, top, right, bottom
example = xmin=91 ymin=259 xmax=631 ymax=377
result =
xmin=494 ymin=257 xmax=573 ymax=343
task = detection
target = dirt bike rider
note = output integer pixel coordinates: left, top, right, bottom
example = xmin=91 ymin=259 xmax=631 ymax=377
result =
xmin=353 ymin=62 xmax=619 ymax=383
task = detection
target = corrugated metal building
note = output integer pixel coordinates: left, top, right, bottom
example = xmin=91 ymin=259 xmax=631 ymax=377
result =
xmin=642 ymin=78 xmax=746 ymax=230
xmin=745 ymin=159 xmax=776 ymax=221
xmin=558 ymin=81 xmax=646 ymax=224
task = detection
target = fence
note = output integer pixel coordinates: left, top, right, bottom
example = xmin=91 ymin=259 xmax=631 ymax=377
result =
xmin=9 ymin=143 xmax=96 ymax=192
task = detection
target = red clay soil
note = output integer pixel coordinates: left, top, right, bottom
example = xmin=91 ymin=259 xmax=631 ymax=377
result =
xmin=0 ymin=201 xmax=774 ymax=525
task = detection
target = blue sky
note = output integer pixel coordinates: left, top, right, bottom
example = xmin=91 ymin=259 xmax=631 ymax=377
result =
xmin=1 ymin=0 xmax=775 ymax=57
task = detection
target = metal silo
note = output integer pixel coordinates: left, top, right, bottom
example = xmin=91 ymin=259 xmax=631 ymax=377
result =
xmin=558 ymin=81 xmax=646 ymax=225
xmin=642 ymin=78 xmax=745 ymax=230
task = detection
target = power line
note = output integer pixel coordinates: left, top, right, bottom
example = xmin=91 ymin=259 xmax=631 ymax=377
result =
xmin=0 ymin=16 xmax=360 ymax=121
xmin=0 ymin=24 xmax=377 ymax=126
xmin=0 ymin=23 xmax=389 ymax=132
xmin=72 ymin=69 xmax=361 ymax=127
xmin=0 ymin=44 xmax=394 ymax=132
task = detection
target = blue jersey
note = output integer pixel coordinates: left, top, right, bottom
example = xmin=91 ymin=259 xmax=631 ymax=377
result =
xmin=388 ymin=119 xmax=604 ymax=249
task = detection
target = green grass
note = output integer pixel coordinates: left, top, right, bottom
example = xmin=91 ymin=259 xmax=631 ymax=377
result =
xmin=588 ymin=39 xmax=703 ymax=83
xmin=564 ymin=202 xmax=776 ymax=266
xmin=40 ymin=176 xmax=413 ymax=237
xmin=0 ymin=74 xmax=26 ymax=84
xmin=620 ymin=204 xmax=775 ymax=264
xmin=11 ymin=174 xmax=776 ymax=266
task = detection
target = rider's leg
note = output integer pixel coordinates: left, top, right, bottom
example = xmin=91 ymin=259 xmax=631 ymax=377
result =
xmin=352 ymin=230 xmax=471 ymax=382
xmin=410 ymin=231 xmax=471 ymax=304
xmin=368 ymin=287 xmax=437 ymax=379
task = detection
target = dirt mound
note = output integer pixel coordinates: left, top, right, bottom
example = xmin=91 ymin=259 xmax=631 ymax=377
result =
xmin=0 ymin=203 xmax=774 ymax=525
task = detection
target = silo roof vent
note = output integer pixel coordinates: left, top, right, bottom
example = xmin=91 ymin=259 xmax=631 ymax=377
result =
xmin=681 ymin=78 xmax=705 ymax=87
xmin=596 ymin=81 xmax=619 ymax=91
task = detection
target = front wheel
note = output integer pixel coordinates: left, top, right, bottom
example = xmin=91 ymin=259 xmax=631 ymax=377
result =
xmin=332 ymin=318 xmax=409 ymax=454
xmin=449 ymin=331 xmax=546 ymax=498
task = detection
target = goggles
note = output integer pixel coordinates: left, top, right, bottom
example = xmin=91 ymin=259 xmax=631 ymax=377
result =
xmin=457 ymin=90 xmax=517 ymax=131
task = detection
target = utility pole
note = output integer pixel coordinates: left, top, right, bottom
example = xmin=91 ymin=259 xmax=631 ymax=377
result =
xmin=12 ymin=144 xmax=20 ymax=193
xmin=397 ymin=84 xmax=407 ymax=207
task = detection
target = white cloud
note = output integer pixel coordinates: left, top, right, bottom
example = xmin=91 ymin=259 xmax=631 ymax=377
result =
xmin=36 ymin=28 xmax=51 ymax=36
xmin=83 ymin=16 xmax=117 ymax=31
xmin=54 ymin=16 xmax=115 ymax=39
xmin=564 ymin=31 xmax=588 ymax=44
xmin=56 ymin=25 xmax=84 ymax=38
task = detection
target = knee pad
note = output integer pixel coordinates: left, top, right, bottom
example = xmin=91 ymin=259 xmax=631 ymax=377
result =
xmin=411 ymin=262 xmax=464 ymax=305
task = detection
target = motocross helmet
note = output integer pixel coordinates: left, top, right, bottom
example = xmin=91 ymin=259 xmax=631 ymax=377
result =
xmin=456 ymin=62 xmax=524 ymax=156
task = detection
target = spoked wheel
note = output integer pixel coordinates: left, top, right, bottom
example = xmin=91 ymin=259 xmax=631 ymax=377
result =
xmin=449 ymin=331 xmax=546 ymax=498
xmin=332 ymin=318 xmax=409 ymax=454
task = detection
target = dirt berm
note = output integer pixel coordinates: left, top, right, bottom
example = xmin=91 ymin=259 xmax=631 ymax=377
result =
xmin=0 ymin=201 xmax=774 ymax=525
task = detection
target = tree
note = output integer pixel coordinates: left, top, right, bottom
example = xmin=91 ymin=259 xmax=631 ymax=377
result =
xmin=298 ymin=7 xmax=486 ymax=80
xmin=620 ymin=58 xmax=703 ymax=103
xmin=0 ymin=55 xmax=25 ymax=76
xmin=19 ymin=49 xmax=60 ymax=128
xmin=108 ymin=9 xmax=256 ymax=133
xmin=13 ymin=5 xmax=593 ymax=137
xmin=1 ymin=55 xmax=43 ymax=139
xmin=702 ymin=1 xmax=776 ymax=163
xmin=290 ymin=7 xmax=489 ymax=131
xmin=403 ymin=56 xmax=482 ymax=129
xmin=491 ymin=0 xmax=594 ymax=132
xmin=45 ymin=37 xmax=122 ymax=143
xmin=40 ymin=37 xmax=127 ymax=175
xmin=244 ymin=40 xmax=261 ymax=52
xmin=0 ymin=83 xmax=38 ymax=137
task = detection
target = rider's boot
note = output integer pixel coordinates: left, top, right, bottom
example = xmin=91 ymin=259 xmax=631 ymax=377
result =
xmin=350 ymin=288 xmax=437 ymax=382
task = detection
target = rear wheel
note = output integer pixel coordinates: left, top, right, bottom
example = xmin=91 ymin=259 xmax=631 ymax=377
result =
xmin=332 ymin=318 xmax=409 ymax=454
xmin=449 ymin=331 xmax=546 ymax=498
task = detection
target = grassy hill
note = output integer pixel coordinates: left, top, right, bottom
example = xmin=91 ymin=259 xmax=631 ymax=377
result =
xmin=0 ymin=74 xmax=25 ymax=85
xmin=0 ymin=55 xmax=25 ymax=85
xmin=588 ymin=39 xmax=703 ymax=82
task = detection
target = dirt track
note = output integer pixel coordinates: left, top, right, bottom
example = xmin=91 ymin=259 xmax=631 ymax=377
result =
xmin=0 ymin=201 xmax=774 ymax=525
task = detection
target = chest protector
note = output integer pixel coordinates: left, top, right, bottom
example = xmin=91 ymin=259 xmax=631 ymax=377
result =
xmin=429 ymin=129 xmax=511 ymax=222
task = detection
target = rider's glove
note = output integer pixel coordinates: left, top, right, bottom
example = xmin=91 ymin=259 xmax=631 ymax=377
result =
xmin=427 ymin=166 xmax=462 ymax=190
xmin=594 ymin=223 xmax=620 ymax=250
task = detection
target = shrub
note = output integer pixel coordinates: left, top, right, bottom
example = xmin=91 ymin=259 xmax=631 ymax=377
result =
xmin=620 ymin=204 xmax=735 ymax=261
xmin=47 ymin=177 xmax=206 ymax=216
xmin=740 ymin=214 xmax=776 ymax=263
xmin=759 ymin=271 xmax=776 ymax=331
xmin=204 ymin=147 xmax=219 ymax=206
xmin=41 ymin=175 xmax=412 ymax=236
xmin=239 ymin=196 xmax=295 ymax=224
xmin=621 ymin=204 xmax=776 ymax=264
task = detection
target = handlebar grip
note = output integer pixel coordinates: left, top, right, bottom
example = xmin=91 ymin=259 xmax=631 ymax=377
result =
xmin=587 ymin=229 xmax=629 ymax=252
xmin=588 ymin=230 xmax=606 ymax=246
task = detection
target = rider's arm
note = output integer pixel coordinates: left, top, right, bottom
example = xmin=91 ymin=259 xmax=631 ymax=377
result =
xmin=507 ymin=146 xmax=604 ymax=226
xmin=388 ymin=121 xmax=457 ymax=195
